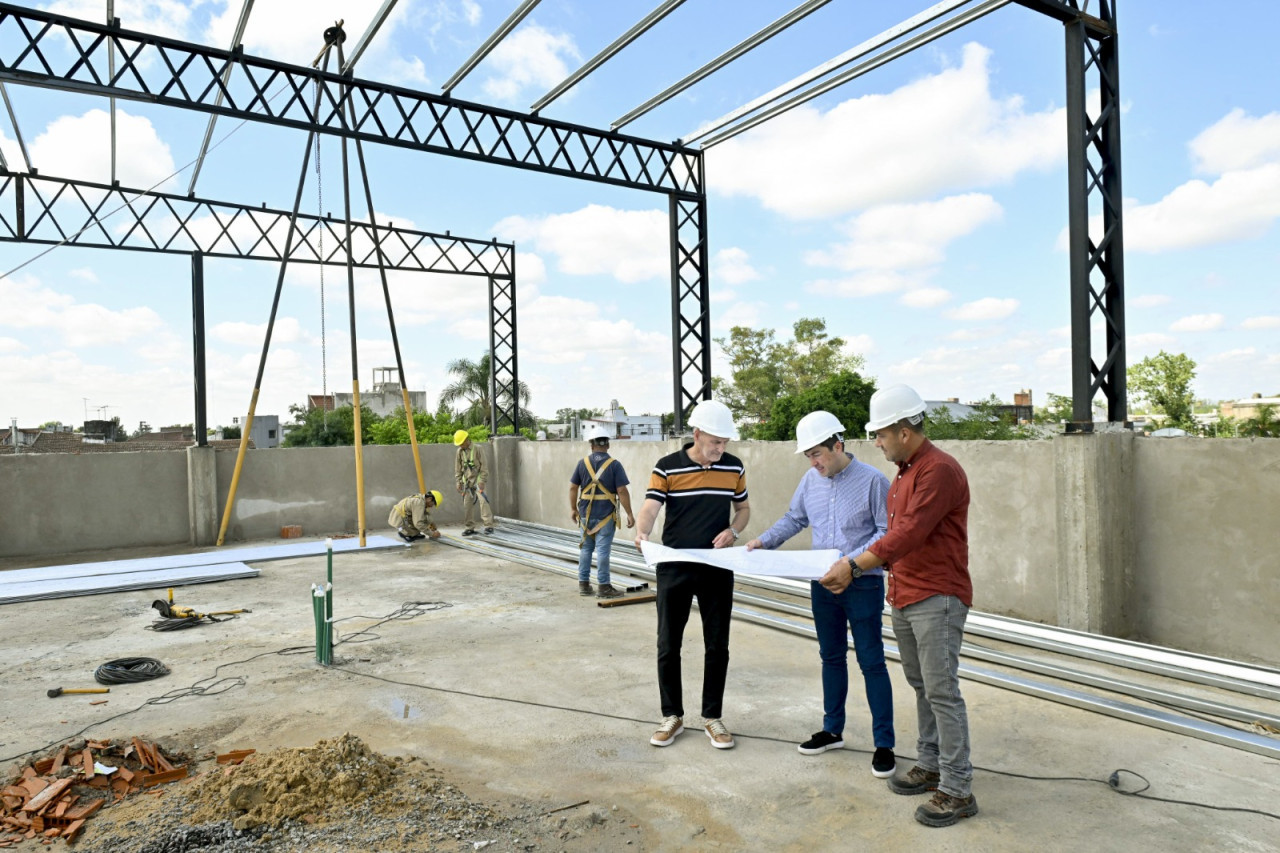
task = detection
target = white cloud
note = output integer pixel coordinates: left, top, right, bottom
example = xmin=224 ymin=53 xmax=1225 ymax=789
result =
xmin=493 ymin=205 xmax=668 ymax=282
xmin=843 ymin=335 xmax=874 ymax=357
xmin=712 ymin=248 xmax=760 ymax=285
xmin=0 ymin=274 xmax=165 ymax=347
xmin=1128 ymin=331 xmax=1178 ymax=351
xmin=0 ymin=337 xmax=26 ymax=354
xmin=68 ymin=268 xmax=98 ymax=283
xmin=947 ymin=297 xmax=1019 ymax=322
xmin=806 ymin=195 xmax=1002 ymax=271
xmin=206 ymin=0 xmax=428 ymax=85
xmin=1121 ymin=165 xmax=1280 ymax=251
xmin=212 ymin=317 xmax=306 ymax=347
xmin=716 ymin=300 xmax=763 ymax=331
xmin=1189 ymin=109 xmax=1280 ymax=174
xmin=1206 ymin=347 xmax=1257 ymax=363
xmin=1241 ymin=316 xmax=1280 ymax=330
xmin=706 ymin=43 xmax=1062 ymax=219
xmin=806 ymin=270 xmax=922 ymax=298
xmin=481 ymin=24 xmax=580 ymax=104
xmin=899 ymin=288 xmax=952 ymax=308
xmin=1131 ymin=294 xmax=1170 ymax=308
xmin=28 ymin=109 xmax=177 ymax=190
xmin=1169 ymin=313 xmax=1224 ymax=332
xmin=47 ymin=0 xmax=193 ymax=40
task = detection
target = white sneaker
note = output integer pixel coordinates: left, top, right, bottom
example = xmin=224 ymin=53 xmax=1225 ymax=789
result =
xmin=650 ymin=715 xmax=683 ymax=747
xmin=704 ymin=718 xmax=735 ymax=749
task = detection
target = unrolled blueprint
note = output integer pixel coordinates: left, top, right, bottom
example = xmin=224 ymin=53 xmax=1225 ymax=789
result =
xmin=639 ymin=540 xmax=841 ymax=579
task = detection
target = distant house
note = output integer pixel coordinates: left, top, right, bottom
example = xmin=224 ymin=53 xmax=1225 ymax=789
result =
xmin=316 ymin=367 xmax=428 ymax=419
xmin=1220 ymin=393 xmax=1280 ymax=422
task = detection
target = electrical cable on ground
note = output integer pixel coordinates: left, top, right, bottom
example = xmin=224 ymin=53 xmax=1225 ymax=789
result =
xmin=327 ymin=664 xmax=1280 ymax=825
xmin=1 ymin=601 xmax=449 ymax=767
xmin=93 ymin=657 xmax=170 ymax=684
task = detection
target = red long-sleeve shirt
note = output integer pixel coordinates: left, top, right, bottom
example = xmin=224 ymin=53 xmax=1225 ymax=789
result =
xmin=869 ymin=439 xmax=972 ymax=608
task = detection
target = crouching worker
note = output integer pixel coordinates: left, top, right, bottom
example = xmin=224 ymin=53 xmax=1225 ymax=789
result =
xmin=389 ymin=490 xmax=444 ymax=543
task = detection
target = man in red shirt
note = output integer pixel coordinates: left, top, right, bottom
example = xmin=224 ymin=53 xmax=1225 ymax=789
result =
xmin=818 ymin=384 xmax=976 ymax=828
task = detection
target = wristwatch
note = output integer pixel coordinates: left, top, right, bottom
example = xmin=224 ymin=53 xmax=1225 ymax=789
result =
xmin=847 ymin=555 xmax=863 ymax=579
xmin=728 ymin=527 xmax=740 ymax=541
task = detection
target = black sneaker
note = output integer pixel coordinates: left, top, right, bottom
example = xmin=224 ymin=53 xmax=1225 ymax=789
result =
xmin=397 ymin=530 xmax=414 ymax=544
xmin=797 ymin=731 xmax=844 ymax=755
xmin=914 ymin=791 xmax=978 ymax=827
xmin=484 ymin=527 xmax=495 ymax=534
xmin=871 ymin=747 xmax=896 ymax=778
xmin=461 ymin=529 xmax=478 ymax=537
xmin=579 ymin=582 xmax=594 ymax=596
xmin=596 ymin=583 xmax=623 ymax=599
xmin=888 ymin=765 xmax=940 ymax=795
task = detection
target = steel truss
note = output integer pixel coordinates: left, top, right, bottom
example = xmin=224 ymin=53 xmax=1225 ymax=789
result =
xmin=0 ymin=1 xmax=710 ymax=430
xmin=0 ymin=172 xmax=514 ymax=275
xmin=1016 ymin=0 xmax=1127 ymax=427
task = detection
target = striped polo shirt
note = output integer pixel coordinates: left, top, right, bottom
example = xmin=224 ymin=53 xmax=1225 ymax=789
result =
xmin=647 ymin=442 xmax=748 ymax=550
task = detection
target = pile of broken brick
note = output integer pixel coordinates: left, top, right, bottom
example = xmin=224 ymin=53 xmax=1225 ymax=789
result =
xmin=1 ymin=737 xmax=188 ymax=847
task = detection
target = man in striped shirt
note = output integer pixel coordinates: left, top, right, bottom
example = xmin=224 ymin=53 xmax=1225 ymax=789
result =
xmin=634 ymin=400 xmax=750 ymax=750
xmin=746 ymin=410 xmax=896 ymax=778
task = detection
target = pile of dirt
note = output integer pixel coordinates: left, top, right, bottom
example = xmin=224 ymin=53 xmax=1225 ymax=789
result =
xmin=185 ymin=733 xmax=396 ymax=831
xmin=74 ymin=733 xmax=646 ymax=852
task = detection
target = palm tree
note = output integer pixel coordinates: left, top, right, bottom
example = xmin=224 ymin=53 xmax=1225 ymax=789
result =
xmin=438 ymin=351 xmax=532 ymax=429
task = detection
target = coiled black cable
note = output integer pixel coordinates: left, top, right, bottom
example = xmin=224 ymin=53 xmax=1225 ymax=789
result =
xmin=94 ymin=657 xmax=170 ymax=684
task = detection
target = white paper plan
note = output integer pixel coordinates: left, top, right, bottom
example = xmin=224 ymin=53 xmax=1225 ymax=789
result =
xmin=639 ymin=540 xmax=841 ymax=580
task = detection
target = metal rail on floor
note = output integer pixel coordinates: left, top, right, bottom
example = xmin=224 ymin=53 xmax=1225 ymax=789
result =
xmin=470 ymin=518 xmax=1280 ymax=759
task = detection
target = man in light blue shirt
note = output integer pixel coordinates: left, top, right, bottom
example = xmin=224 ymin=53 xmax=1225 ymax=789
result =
xmin=746 ymin=410 xmax=895 ymax=778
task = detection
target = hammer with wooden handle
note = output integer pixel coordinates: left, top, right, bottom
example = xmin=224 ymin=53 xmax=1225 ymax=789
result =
xmin=47 ymin=687 xmax=110 ymax=698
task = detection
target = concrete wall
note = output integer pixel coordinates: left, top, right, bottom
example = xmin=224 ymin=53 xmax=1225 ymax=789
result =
xmin=0 ymin=450 xmax=189 ymax=557
xmin=1131 ymin=438 xmax=1280 ymax=661
xmin=2 ymin=436 xmax=1276 ymax=665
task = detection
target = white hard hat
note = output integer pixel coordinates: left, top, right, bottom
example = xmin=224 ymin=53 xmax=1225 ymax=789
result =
xmin=865 ymin=384 xmax=927 ymax=432
xmin=687 ymin=399 xmax=739 ymax=440
xmin=583 ymin=422 xmax=610 ymax=442
xmin=794 ymin=410 xmax=845 ymax=453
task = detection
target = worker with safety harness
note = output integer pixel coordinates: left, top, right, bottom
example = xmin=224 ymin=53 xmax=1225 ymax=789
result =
xmin=389 ymin=490 xmax=444 ymax=543
xmin=569 ymin=422 xmax=635 ymax=598
xmin=454 ymin=429 xmax=495 ymax=536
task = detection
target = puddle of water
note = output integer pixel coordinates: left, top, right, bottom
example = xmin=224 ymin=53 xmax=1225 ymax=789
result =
xmin=384 ymin=697 xmax=423 ymax=720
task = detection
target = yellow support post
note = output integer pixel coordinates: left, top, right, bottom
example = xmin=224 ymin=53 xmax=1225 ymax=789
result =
xmin=352 ymin=380 xmax=367 ymax=547
xmin=403 ymin=388 xmax=425 ymax=494
xmin=215 ymin=389 xmax=258 ymax=547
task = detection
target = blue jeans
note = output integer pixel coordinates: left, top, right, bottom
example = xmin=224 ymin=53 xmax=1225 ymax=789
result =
xmin=891 ymin=594 xmax=972 ymax=798
xmin=578 ymin=517 xmax=616 ymax=584
xmin=810 ymin=574 xmax=894 ymax=748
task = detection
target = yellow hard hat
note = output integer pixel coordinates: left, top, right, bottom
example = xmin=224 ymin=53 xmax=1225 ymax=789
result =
xmin=453 ymin=429 xmax=470 ymax=446
xmin=428 ymin=489 xmax=444 ymax=508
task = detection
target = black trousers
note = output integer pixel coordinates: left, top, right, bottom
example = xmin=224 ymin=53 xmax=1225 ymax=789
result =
xmin=656 ymin=561 xmax=735 ymax=719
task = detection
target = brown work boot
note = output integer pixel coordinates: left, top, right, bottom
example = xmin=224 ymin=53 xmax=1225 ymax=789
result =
xmin=650 ymin=715 xmax=683 ymax=747
xmin=888 ymin=765 xmax=940 ymax=795
xmin=914 ymin=790 xmax=979 ymax=827
xmin=579 ymin=581 xmax=594 ymax=596
xmin=596 ymin=583 xmax=623 ymax=599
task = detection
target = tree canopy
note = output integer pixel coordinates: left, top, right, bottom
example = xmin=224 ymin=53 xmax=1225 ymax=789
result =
xmin=755 ymin=371 xmax=877 ymax=443
xmin=439 ymin=351 xmax=532 ymax=429
xmin=714 ymin=317 xmax=865 ymax=437
xmin=1128 ymin=351 xmax=1197 ymax=429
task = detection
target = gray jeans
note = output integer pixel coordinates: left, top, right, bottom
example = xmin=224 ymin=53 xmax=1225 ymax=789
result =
xmin=892 ymin=594 xmax=973 ymax=798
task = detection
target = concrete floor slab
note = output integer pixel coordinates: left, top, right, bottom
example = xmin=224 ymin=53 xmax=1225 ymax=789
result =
xmin=0 ymin=533 xmax=1275 ymax=851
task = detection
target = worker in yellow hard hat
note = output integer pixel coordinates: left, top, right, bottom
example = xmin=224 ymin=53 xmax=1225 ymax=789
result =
xmin=454 ymin=430 xmax=494 ymax=536
xmin=389 ymin=490 xmax=443 ymax=543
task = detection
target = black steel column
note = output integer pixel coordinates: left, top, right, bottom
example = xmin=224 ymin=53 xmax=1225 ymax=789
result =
xmin=670 ymin=187 xmax=711 ymax=432
xmin=488 ymin=260 xmax=519 ymax=432
xmin=191 ymin=251 xmax=207 ymax=446
xmin=1063 ymin=1 xmax=1127 ymax=430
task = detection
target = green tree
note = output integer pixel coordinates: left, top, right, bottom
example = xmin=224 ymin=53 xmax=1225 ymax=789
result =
xmin=925 ymin=396 xmax=1031 ymax=440
xmin=283 ymin=404 xmax=379 ymax=447
xmin=438 ymin=351 xmax=532 ymax=429
xmin=221 ymin=424 xmax=242 ymax=439
xmin=1035 ymin=392 xmax=1073 ymax=424
xmin=1241 ymin=404 xmax=1278 ymax=438
xmin=1128 ymin=351 xmax=1197 ymax=429
xmin=755 ymin=371 xmax=877 ymax=443
xmin=715 ymin=318 xmax=866 ymax=437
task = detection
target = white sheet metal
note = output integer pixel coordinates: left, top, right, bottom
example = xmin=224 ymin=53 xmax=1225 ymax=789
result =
xmin=1 ymin=536 xmax=406 ymax=585
xmin=0 ymin=563 xmax=258 ymax=605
